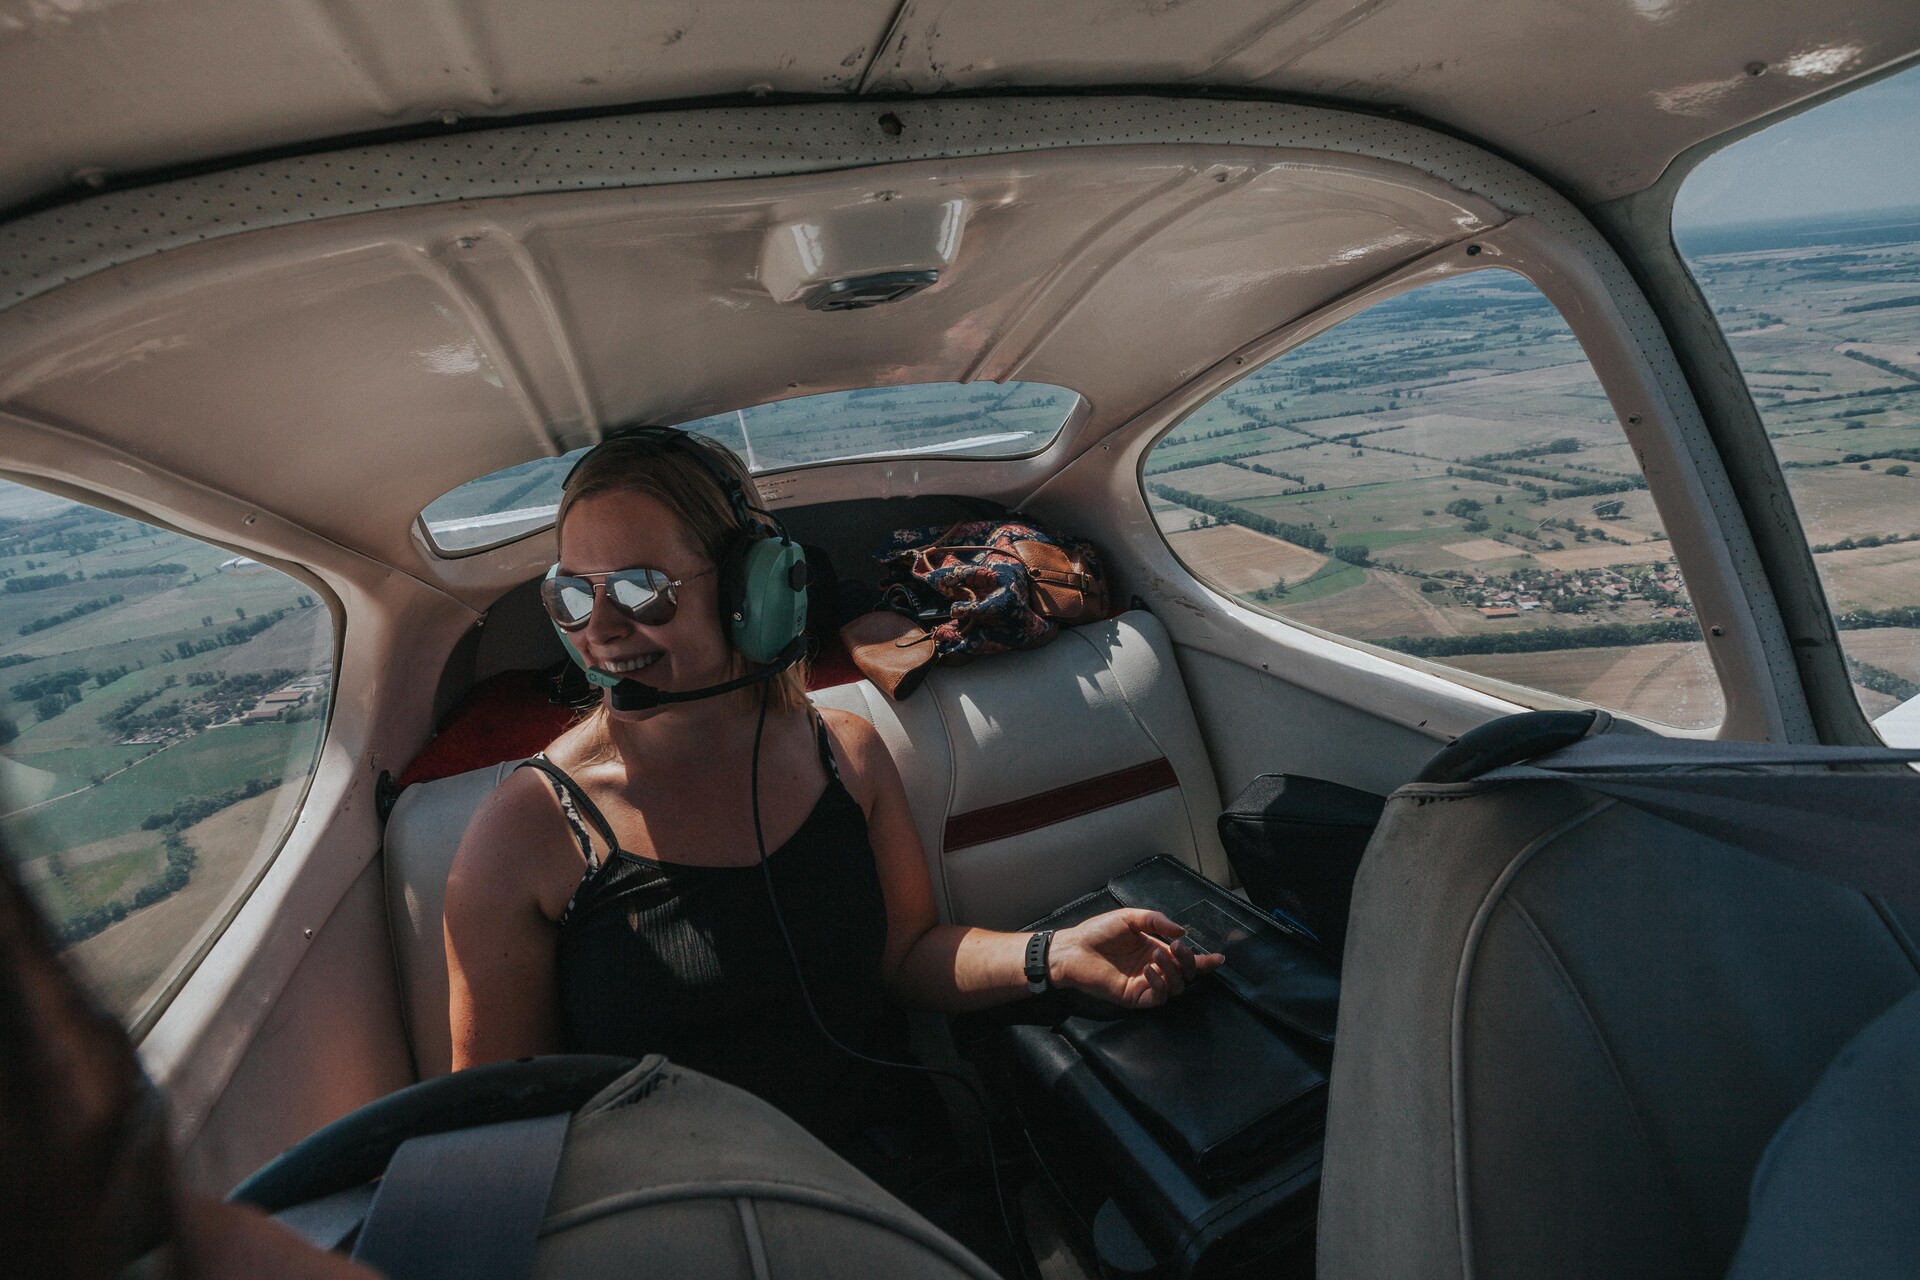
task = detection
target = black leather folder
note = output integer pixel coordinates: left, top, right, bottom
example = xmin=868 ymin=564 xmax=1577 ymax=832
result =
xmin=1060 ymin=993 xmax=1328 ymax=1184
xmin=1106 ymin=856 xmax=1341 ymax=1045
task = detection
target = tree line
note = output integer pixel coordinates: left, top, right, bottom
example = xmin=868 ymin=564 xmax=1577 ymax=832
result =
xmin=18 ymin=594 xmax=123 ymax=635
xmin=1848 ymin=657 xmax=1920 ymax=703
xmin=51 ymin=775 xmax=281 ymax=945
xmin=1148 ymin=483 xmax=1329 ymax=553
xmin=1835 ymin=606 xmax=1920 ymax=631
xmin=1377 ymin=618 xmax=1703 ymax=658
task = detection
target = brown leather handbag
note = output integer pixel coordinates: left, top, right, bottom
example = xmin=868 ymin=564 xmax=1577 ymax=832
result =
xmin=847 ymin=518 xmax=1109 ymax=697
xmin=838 ymin=608 xmax=938 ymax=701
xmin=894 ymin=519 xmax=1109 ymax=625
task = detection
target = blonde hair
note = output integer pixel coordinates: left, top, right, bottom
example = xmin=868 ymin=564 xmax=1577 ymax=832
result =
xmin=556 ymin=430 xmax=811 ymax=742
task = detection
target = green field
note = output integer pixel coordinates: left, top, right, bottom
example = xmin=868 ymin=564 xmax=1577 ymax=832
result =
xmin=1259 ymin=560 xmax=1365 ymax=606
xmin=4 ymin=724 xmax=311 ymax=859
xmin=1149 ymin=229 xmax=1920 ymax=728
xmin=0 ymin=490 xmax=331 ymax=1004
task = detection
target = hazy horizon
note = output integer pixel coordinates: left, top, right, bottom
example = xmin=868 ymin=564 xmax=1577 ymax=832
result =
xmin=1675 ymin=64 xmax=1920 ymax=230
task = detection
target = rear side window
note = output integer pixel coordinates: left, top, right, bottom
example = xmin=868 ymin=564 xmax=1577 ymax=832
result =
xmin=422 ymin=381 xmax=1083 ymax=553
xmin=1674 ymin=66 xmax=1920 ymax=742
xmin=0 ymin=480 xmax=332 ymax=1026
xmin=1145 ymin=269 xmax=1724 ymax=729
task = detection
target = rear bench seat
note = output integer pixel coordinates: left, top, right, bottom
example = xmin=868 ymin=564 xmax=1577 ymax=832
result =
xmin=385 ymin=610 xmax=1230 ymax=1079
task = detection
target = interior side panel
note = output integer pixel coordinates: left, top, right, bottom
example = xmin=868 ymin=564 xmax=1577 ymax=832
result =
xmin=1174 ymin=646 xmax=1450 ymax=802
xmin=175 ymin=856 xmax=413 ymax=1194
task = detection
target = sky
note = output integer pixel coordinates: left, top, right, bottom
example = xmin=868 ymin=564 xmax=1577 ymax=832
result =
xmin=1674 ymin=63 xmax=1920 ymax=229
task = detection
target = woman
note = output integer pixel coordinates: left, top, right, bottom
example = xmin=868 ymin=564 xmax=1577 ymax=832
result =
xmin=443 ymin=429 xmax=1219 ymax=1238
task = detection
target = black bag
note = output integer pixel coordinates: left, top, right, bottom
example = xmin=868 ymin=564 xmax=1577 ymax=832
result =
xmin=1216 ymin=775 xmax=1386 ymax=959
xmin=1105 ymin=855 xmax=1340 ymax=1045
xmin=1060 ymin=994 xmax=1327 ymax=1184
xmin=978 ymin=857 xmax=1337 ymax=1277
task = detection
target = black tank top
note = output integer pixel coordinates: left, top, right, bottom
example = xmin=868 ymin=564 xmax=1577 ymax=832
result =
xmin=518 ymin=719 xmax=943 ymax=1160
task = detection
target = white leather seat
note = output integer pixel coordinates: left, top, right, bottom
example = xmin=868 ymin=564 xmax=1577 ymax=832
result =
xmin=384 ymin=759 xmax=520 ymax=1079
xmin=808 ymin=611 xmax=1229 ymax=930
xmin=385 ymin=609 xmax=1228 ymax=1079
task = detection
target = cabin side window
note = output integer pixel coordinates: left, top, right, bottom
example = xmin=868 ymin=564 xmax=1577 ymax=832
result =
xmin=0 ymin=479 xmax=333 ymax=1028
xmin=1143 ymin=270 xmax=1725 ymax=729
xmin=1674 ymin=65 xmax=1920 ymax=744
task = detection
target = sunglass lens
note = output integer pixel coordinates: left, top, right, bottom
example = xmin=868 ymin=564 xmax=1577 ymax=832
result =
xmin=543 ymin=577 xmax=598 ymax=627
xmin=607 ymin=569 xmax=673 ymax=625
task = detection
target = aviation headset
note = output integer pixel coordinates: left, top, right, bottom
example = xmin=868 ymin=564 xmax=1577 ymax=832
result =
xmin=545 ymin=427 xmax=809 ymax=705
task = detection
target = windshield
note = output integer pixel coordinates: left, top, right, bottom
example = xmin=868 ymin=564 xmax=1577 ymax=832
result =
xmin=1673 ymin=66 xmax=1920 ymax=742
xmin=422 ymin=381 xmax=1081 ymax=553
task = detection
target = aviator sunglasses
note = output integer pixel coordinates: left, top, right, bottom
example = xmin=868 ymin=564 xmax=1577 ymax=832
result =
xmin=540 ymin=566 xmax=716 ymax=631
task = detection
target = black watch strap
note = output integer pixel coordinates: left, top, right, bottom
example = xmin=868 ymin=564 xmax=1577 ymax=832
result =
xmin=1025 ymin=930 xmax=1055 ymax=995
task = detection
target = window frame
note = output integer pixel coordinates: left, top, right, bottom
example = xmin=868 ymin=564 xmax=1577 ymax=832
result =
xmin=0 ymin=465 xmax=342 ymax=1040
xmin=1129 ymin=222 xmax=1798 ymax=742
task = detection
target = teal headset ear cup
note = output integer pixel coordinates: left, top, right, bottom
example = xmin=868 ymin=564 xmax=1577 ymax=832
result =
xmin=729 ymin=535 xmax=809 ymax=665
xmin=544 ymin=565 xmax=621 ymax=688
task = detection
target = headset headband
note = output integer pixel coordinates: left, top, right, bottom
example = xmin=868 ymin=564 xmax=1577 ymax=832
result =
xmin=551 ymin=424 xmax=808 ymax=671
xmin=563 ymin=426 xmax=764 ymax=535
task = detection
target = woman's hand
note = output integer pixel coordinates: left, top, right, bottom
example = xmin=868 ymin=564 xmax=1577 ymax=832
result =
xmin=1049 ymin=909 xmax=1225 ymax=1009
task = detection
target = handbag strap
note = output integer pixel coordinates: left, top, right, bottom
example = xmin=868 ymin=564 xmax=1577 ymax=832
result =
xmin=883 ymin=519 xmax=975 ymax=565
xmin=349 ymin=1112 xmax=570 ymax=1280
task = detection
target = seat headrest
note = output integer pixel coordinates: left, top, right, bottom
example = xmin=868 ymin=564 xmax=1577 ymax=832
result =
xmin=1414 ymin=709 xmax=1608 ymax=784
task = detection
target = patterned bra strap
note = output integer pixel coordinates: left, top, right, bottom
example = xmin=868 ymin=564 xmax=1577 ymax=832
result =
xmin=515 ymin=756 xmax=621 ymax=864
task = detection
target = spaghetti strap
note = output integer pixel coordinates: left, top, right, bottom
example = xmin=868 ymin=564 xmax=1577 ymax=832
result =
xmin=516 ymin=755 xmax=622 ymax=868
xmin=812 ymin=714 xmax=842 ymax=785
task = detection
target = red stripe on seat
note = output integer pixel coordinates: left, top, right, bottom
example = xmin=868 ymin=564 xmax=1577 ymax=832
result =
xmin=944 ymin=758 xmax=1180 ymax=851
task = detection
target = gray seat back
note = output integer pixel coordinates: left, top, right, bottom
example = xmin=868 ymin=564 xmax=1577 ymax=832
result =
xmin=1319 ymin=772 xmax=1920 ymax=1280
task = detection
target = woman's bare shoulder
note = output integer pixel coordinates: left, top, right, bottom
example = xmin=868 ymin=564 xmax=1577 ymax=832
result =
xmin=447 ymin=765 xmax=579 ymax=917
xmin=815 ymin=707 xmax=903 ymax=805
xmin=816 ymin=705 xmax=884 ymax=758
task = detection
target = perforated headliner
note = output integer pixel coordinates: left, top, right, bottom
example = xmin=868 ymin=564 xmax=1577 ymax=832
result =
xmin=3 ymin=0 xmax=1917 ymax=215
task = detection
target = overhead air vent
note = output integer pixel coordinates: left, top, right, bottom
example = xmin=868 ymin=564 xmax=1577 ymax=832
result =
xmin=760 ymin=198 xmax=966 ymax=305
xmin=804 ymin=270 xmax=939 ymax=311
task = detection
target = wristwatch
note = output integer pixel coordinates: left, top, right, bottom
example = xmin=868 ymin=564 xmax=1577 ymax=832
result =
xmin=1025 ymin=929 xmax=1055 ymax=995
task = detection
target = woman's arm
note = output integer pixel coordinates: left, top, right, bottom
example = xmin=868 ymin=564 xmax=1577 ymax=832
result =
xmin=820 ymin=710 xmax=1222 ymax=1013
xmin=444 ymin=772 xmax=566 ymax=1069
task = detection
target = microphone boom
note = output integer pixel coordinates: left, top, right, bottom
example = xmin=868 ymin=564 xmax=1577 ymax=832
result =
xmin=600 ymin=638 xmax=803 ymax=712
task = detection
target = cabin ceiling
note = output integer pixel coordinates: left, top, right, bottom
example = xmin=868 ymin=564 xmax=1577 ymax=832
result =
xmin=0 ymin=145 xmax=1500 ymax=573
xmin=3 ymin=0 xmax=1918 ymax=215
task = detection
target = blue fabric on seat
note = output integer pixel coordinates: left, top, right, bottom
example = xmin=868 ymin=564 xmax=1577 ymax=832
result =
xmin=1725 ymin=988 xmax=1920 ymax=1280
xmin=351 ymin=1112 xmax=570 ymax=1280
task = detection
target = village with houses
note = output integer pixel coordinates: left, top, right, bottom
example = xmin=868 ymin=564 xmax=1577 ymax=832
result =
xmin=1443 ymin=561 xmax=1693 ymax=623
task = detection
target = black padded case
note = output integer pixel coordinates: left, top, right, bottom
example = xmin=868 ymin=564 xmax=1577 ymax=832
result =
xmin=977 ymin=856 xmax=1336 ymax=1278
xmin=1215 ymin=775 xmax=1386 ymax=957
xmin=1060 ymin=994 xmax=1327 ymax=1184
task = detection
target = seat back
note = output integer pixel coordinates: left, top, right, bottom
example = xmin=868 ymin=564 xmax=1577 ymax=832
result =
xmin=1318 ymin=766 xmax=1920 ymax=1280
xmin=386 ymin=610 xmax=1228 ymax=1078
xmin=810 ymin=611 xmax=1229 ymax=930
xmin=385 ymin=759 xmax=521 ymax=1079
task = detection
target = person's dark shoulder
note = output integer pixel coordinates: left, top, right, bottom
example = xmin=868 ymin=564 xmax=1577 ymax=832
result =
xmin=815 ymin=707 xmax=896 ymax=809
